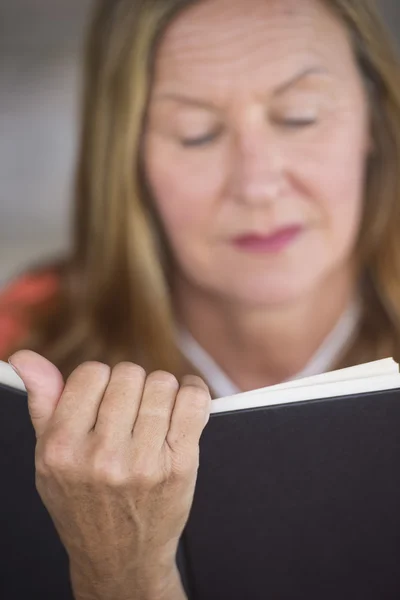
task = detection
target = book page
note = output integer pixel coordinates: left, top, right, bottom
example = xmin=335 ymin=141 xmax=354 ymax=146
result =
xmin=0 ymin=360 xmax=26 ymax=392
xmin=212 ymin=358 xmax=400 ymax=414
xmin=244 ymin=358 xmax=399 ymax=396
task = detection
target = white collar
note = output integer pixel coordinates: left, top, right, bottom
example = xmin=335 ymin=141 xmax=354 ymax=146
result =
xmin=177 ymin=300 xmax=361 ymax=399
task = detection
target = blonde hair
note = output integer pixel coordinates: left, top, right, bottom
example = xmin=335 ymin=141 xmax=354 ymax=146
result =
xmin=7 ymin=0 xmax=400 ymax=380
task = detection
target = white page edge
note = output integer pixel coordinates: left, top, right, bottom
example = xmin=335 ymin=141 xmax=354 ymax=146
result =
xmin=0 ymin=360 xmax=26 ymax=392
xmin=211 ymin=372 xmax=400 ymax=414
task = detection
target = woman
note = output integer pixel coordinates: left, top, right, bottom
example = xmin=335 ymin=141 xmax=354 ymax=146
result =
xmin=2 ymin=0 xmax=400 ymax=598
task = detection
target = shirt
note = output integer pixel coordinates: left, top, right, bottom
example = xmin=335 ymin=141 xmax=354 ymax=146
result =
xmin=177 ymin=300 xmax=361 ymax=398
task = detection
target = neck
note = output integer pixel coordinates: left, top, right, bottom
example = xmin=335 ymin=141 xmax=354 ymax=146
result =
xmin=174 ymin=268 xmax=358 ymax=392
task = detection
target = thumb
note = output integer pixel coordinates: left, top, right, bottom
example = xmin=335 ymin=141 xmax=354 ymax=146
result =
xmin=9 ymin=350 xmax=64 ymax=438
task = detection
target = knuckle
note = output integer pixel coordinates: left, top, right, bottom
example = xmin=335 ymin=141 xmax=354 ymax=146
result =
xmin=112 ymin=362 xmax=147 ymax=382
xmin=76 ymin=360 xmax=109 ymax=373
xmin=91 ymin=450 xmax=129 ymax=486
xmin=167 ymin=425 xmax=201 ymax=453
xmin=132 ymin=457 xmax=162 ymax=488
xmin=180 ymin=385 xmax=210 ymax=412
xmin=71 ymin=361 xmax=110 ymax=382
xmin=147 ymin=370 xmax=179 ymax=389
xmin=181 ymin=374 xmax=208 ymax=389
xmin=36 ymin=433 xmax=74 ymax=474
xmin=171 ymin=449 xmax=199 ymax=478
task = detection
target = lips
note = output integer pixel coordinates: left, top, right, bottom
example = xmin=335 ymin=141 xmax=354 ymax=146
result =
xmin=232 ymin=225 xmax=303 ymax=253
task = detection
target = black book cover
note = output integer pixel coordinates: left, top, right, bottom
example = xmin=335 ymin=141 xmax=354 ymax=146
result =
xmin=0 ymin=383 xmax=73 ymax=600
xmin=0 ymin=382 xmax=190 ymax=600
xmin=3 ymin=379 xmax=400 ymax=599
xmin=182 ymin=390 xmax=400 ymax=599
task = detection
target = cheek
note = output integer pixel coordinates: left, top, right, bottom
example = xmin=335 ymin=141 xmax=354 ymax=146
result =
xmin=144 ymin=136 xmax=227 ymax=235
xmin=295 ymin=120 xmax=368 ymax=248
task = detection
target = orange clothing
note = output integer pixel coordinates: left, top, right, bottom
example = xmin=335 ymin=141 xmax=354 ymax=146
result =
xmin=0 ymin=270 xmax=60 ymax=358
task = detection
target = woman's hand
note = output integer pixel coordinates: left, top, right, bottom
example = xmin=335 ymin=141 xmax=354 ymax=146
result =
xmin=9 ymin=350 xmax=211 ymax=600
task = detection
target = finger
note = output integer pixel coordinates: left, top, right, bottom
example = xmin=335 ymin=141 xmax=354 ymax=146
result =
xmin=8 ymin=350 xmax=64 ymax=438
xmin=132 ymin=370 xmax=180 ymax=453
xmin=94 ymin=362 xmax=146 ymax=439
xmin=50 ymin=362 xmax=111 ymax=434
xmin=166 ymin=374 xmax=211 ymax=453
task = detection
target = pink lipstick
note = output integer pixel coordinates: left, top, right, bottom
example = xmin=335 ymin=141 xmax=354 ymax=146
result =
xmin=233 ymin=225 xmax=303 ymax=253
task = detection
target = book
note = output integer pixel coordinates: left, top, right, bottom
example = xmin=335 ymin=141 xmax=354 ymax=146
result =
xmin=2 ymin=359 xmax=400 ymax=599
xmin=0 ymin=362 xmax=73 ymax=600
xmin=181 ymin=358 xmax=400 ymax=600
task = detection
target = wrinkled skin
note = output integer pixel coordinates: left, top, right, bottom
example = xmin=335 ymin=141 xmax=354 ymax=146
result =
xmin=11 ymin=351 xmax=210 ymax=599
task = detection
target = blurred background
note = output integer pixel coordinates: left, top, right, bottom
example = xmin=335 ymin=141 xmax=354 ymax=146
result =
xmin=0 ymin=0 xmax=399 ymax=284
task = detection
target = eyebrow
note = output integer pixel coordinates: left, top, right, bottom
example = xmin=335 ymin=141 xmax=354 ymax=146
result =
xmin=152 ymin=92 xmax=221 ymax=112
xmin=274 ymin=66 xmax=330 ymax=95
xmin=152 ymin=66 xmax=329 ymax=110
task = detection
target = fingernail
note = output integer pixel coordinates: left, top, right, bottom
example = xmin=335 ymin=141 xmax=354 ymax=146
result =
xmin=8 ymin=356 xmax=21 ymax=377
xmin=6 ymin=357 xmax=26 ymax=391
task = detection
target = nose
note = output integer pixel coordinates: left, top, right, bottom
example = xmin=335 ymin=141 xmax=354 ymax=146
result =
xmin=230 ymin=126 xmax=285 ymax=206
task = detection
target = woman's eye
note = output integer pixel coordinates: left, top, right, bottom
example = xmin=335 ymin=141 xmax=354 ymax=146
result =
xmin=180 ymin=130 xmax=220 ymax=148
xmin=281 ymin=116 xmax=317 ymax=128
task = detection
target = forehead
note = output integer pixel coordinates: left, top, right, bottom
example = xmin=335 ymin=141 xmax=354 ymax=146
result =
xmin=153 ymin=0 xmax=355 ymax=94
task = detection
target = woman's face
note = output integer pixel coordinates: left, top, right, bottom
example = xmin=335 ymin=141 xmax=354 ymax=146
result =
xmin=144 ymin=0 xmax=371 ymax=307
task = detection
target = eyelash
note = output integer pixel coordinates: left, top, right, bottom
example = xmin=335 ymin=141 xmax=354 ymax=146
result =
xmin=179 ymin=116 xmax=316 ymax=148
xmin=181 ymin=130 xmax=221 ymax=148
xmin=281 ymin=117 xmax=317 ymax=128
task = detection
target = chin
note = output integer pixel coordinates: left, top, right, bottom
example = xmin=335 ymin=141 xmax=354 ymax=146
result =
xmin=225 ymin=274 xmax=320 ymax=309
xmin=234 ymin=289 xmax=306 ymax=309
